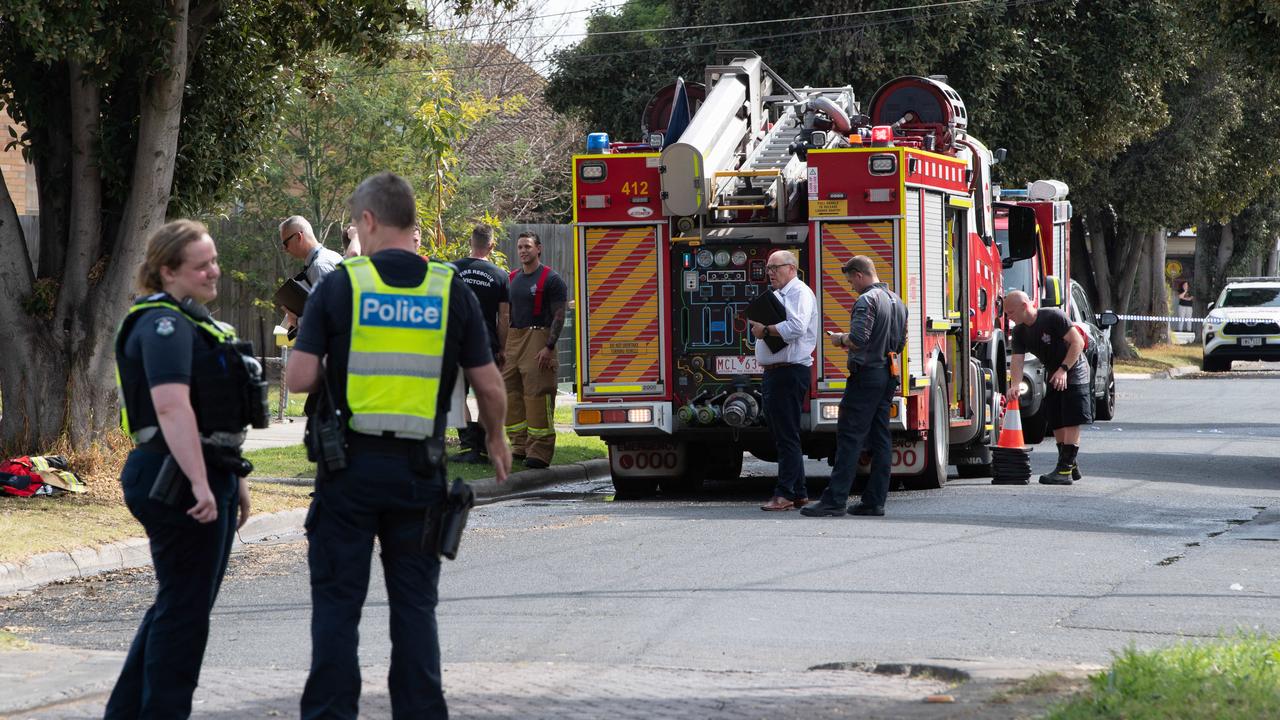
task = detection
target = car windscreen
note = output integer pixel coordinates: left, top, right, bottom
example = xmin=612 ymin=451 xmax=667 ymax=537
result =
xmin=1221 ymin=287 xmax=1280 ymax=308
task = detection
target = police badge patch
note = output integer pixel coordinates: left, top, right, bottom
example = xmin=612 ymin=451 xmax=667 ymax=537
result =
xmin=155 ymin=316 xmax=176 ymax=337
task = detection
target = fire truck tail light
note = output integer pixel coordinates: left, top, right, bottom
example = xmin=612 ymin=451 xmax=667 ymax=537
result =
xmin=577 ymin=409 xmax=601 ymax=425
xmin=627 ymin=408 xmax=653 ymax=424
xmin=579 ymin=162 xmax=606 ymax=181
xmin=866 ymin=188 xmax=894 ymax=203
xmin=871 ymin=125 xmax=893 ymax=143
xmin=821 ymin=404 xmax=841 ymax=420
xmin=583 ymin=195 xmax=610 ymax=209
xmin=869 ymin=154 xmax=897 ymax=175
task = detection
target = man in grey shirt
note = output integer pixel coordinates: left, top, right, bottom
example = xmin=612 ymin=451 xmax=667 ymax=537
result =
xmin=279 ymin=215 xmax=344 ymax=331
xmin=802 ymin=255 xmax=907 ymax=518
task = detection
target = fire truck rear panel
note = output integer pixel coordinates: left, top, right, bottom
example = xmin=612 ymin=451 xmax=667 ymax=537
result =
xmin=578 ymin=225 xmax=666 ymax=398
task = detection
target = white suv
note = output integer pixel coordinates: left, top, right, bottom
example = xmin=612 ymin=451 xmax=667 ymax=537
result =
xmin=1201 ymin=277 xmax=1280 ymax=372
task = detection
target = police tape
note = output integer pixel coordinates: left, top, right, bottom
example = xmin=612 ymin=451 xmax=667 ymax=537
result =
xmin=1105 ymin=314 xmax=1279 ymax=325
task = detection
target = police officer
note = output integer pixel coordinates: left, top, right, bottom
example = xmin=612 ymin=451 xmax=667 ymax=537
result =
xmin=107 ymin=219 xmax=259 ymax=718
xmin=801 ymin=255 xmax=907 ymax=518
xmin=286 ymin=172 xmax=510 ymax=719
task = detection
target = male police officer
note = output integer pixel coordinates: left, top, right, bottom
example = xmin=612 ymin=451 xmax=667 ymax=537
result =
xmin=286 ymin=172 xmax=510 ymax=719
xmin=802 ymin=256 xmax=907 ymax=517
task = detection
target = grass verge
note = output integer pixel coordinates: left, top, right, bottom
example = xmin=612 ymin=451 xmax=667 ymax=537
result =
xmin=1046 ymin=635 xmax=1280 ymax=719
xmin=244 ymin=430 xmax=606 ymax=483
xmin=1113 ymin=343 xmax=1202 ymax=374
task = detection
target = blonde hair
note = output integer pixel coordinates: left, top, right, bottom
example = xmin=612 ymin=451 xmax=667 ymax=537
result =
xmin=136 ymin=219 xmax=210 ymax=293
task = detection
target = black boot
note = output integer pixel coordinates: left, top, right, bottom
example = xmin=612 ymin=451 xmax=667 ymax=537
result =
xmin=1039 ymin=443 xmax=1077 ymax=485
xmin=1055 ymin=442 xmax=1083 ymax=480
xmin=451 ymin=422 xmax=487 ymax=463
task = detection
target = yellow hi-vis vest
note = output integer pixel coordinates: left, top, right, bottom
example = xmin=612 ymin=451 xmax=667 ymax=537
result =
xmin=344 ymin=256 xmax=454 ymax=439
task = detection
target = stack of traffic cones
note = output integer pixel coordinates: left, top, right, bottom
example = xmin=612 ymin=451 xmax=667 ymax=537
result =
xmin=991 ymin=396 xmax=1032 ymax=485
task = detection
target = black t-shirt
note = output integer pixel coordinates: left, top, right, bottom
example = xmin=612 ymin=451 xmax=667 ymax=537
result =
xmin=452 ymin=257 xmax=508 ymax=351
xmin=295 ymin=249 xmax=493 ymax=436
xmin=509 ymin=264 xmax=568 ymax=329
xmin=1011 ymin=307 xmax=1089 ymax=385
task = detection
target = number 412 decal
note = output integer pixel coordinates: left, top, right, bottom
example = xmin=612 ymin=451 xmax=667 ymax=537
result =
xmin=620 ymin=181 xmax=650 ymax=195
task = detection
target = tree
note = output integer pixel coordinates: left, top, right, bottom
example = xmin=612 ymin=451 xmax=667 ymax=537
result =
xmin=0 ymin=1 xmax=470 ymax=452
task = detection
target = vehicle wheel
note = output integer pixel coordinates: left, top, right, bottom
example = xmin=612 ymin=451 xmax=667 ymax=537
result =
xmin=693 ymin=443 xmax=744 ymax=482
xmin=903 ymin=367 xmax=948 ymax=490
xmin=1022 ymin=408 xmax=1048 ymax=445
xmin=1094 ymin=368 xmax=1116 ymax=421
xmin=1201 ymin=356 xmax=1229 ymax=372
xmin=658 ymin=473 xmax=704 ymax=496
xmin=611 ymin=476 xmax=658 ymax=497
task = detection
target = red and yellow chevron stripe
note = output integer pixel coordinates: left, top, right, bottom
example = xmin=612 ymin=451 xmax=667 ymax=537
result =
xmin=820 ymin=222 xmax=897 ymax=382
xmin=584 ymin=226 xmax=661 ymax=385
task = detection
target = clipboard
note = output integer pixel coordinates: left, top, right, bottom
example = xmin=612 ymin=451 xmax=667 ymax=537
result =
xmin=747 ymin=291 xmax=788 ymax=353
xmin=273 ymin=271 xmax=311 ymax=318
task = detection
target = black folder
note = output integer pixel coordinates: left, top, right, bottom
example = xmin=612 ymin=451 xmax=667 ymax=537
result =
xmin=273 ymin=271 xmax=311 ymax=318
xmin=747 ymin=290 xmax=788 ymax=353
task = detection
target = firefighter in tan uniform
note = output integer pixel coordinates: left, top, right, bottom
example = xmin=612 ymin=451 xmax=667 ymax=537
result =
xmin=502 ymin=231 xmax=568 ymax=469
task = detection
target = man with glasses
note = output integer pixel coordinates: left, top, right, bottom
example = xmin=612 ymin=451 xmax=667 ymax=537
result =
xmin=279 ymin=215 xmax=344 ymax=331
xmin=801 ymin=255 xmax=907 ymax=517
xmin=749 ymin=250 xmax=819 ymax=511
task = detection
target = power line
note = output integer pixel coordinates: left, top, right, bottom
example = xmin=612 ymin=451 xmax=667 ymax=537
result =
xmin=404 ymin=2 xmax=629 ymax=37
xmin=329 ymin=0 xmax=1049 ymax=83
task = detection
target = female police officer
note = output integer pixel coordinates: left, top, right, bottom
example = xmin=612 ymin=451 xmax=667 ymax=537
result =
xmin=106 ymin=219 xmax=265 ymax=718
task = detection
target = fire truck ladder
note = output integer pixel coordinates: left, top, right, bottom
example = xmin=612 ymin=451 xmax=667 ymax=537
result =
xmin=710 ymin=105 xmax=804 ymax=222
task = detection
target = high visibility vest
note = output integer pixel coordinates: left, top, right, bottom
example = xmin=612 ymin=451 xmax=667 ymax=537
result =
xmin=344 ymin=256 xmax=453 ymax=439
xmin=114 ymin=294 xmax=242 ymax=443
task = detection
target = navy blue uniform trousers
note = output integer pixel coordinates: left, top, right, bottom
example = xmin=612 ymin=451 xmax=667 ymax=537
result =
xmin=105 ymin=448 xmax=239 ymax=720
xmin=301 ymin=447 xmax=447 ymax=720
xmin=821 ymin=365 xmax=898 ymax=507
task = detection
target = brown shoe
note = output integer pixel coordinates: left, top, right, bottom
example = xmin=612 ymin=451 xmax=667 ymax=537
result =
xmin=794 ymin=497 xmax=810 ymax=507
xmin=760 ymin=496 xmax=795 ymax=511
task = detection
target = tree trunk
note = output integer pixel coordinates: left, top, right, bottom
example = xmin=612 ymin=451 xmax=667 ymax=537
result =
xmin=1133 ymin=235 xmax=1154 ymax=347
xmin=0 ymin=1 xmax=192 ymax=452
xmin=1149 ymin=228 xmax=1169 ymax=345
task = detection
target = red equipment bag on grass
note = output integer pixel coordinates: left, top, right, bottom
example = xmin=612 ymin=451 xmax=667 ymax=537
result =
xmin=0 ymin=455 xmax=86 ymax=497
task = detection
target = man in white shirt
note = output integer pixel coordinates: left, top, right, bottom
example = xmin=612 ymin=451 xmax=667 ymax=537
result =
xmin=748 ymin=250 xmax=819 ymax=511
xmin=279 ymin=215 xmax=344 ymax=332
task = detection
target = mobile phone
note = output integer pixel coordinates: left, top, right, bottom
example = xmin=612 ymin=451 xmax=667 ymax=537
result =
xmin=825 ymin=330 xmax=838 ymax=336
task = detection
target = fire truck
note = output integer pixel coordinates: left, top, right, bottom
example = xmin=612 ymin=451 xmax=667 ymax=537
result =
xmin=569 ymin=52 xmax=1040 ymax=495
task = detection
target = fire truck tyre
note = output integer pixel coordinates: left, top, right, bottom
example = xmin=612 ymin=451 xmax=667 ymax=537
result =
xmin=1201 ymin=355 xmax=1229 ymax=373
xmin=611 ymin=476 xmax=658 ymax=498
xmin=701 ymin=446 xmax=745 ymax=482
xmin=658 ymin=473 xmax=704 ymax=496
xmin=1022 ymin=409 xmax=1048 ymax=445
xmin=1094 ymin=368 xmax=1116 ymax=421
xmin=904 ymin=371 xmax=949 ymax=490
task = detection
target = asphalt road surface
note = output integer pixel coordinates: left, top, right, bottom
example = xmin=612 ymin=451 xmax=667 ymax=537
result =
xmin=3 ymin=371 xmax=1279 ymax=718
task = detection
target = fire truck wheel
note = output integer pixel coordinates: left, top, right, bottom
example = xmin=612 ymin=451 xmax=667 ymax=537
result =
xmin=904 ymin=370 xmax=949 ymax=490
xmin=698 ymin=445 xmax=744 ymax=482
xmin=1094 ymin=368 xmax=1116 ymax=421
xmin=611 ymin=476 xmax=658 ymax=497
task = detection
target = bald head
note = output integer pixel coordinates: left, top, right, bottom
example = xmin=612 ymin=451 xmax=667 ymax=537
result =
xmin=1005 ymin=290 xmax=1036 ymax=325
xmin=766 ymin=250 xmax=799 ymax=290
xmin=279 ymin=215 xmax=318 ymax=260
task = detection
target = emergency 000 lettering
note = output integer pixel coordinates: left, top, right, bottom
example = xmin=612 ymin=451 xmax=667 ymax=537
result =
xmin=360 ymin=293 xmax=443 ymax=329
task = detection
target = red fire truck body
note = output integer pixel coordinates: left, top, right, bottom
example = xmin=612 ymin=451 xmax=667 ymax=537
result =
xmin=570 ymin=53 xmax=1036 ymax=494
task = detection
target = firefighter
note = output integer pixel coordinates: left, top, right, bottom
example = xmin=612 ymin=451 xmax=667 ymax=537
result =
xmin=1003 ymin=289 xmax=1091 ymax=484
xmin=801 ymin=255 xmax=907 ymax=517
xmin=452 ymin=224 xmax=510 ymax=464
xmin=502 ymin=231 xmax=568 ymax=469
xmin=107 ymin=219 xmax=258 ymax=718
xmin=286 ymin=172 xmax=510 ymax=719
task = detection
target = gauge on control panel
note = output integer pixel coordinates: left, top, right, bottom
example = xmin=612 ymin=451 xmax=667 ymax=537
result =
xmin=731 ymin=250 xmax=748 ymax=267
xmin=696 ymin=250 xmax=714 ymax=268
xmin=714 ymin=250 xmax=731 ymax=267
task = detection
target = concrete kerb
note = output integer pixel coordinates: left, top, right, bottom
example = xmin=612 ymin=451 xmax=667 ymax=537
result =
xmin=1115 ymin=364 xmax=1198 ymax=380
xmin=0 ymin=459 xmax=611 ymax=598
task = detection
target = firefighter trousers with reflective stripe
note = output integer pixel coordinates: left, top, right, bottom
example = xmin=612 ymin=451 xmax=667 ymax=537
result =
xmin=503 ymin=327 xmax=557 ymax=463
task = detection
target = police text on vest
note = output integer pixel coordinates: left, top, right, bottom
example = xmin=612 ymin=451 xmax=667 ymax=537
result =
xmin=360 ymin=293 xmax=443 ymax=329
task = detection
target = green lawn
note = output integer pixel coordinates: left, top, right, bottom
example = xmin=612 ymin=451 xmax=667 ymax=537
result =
xmin=1113 ymin=343 xmax=1202 ymax=374
xmin=1046 ymin=635 xmax=1280 ymax=719
xmin=266 ymin=387 xmax=309 ymax=417
xmin=244 ymin=430 xmax=605 ymax=482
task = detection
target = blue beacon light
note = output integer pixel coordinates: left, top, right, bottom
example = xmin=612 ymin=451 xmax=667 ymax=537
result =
xmin=586 ymin=133 xmax=611 ymax=154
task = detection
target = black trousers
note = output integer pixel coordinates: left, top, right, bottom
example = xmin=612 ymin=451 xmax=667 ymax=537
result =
xmin=762 ymin=364 xmax=811 ymax=500
xmin=105 ymin=448 xmax=239 ymax=720
xmin=821 ymin=365 xmax=897 ymax=507
xmin=301 ymin=447 xmax=447 ymax=720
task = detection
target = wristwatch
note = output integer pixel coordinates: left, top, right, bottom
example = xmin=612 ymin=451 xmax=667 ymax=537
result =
xmin=1058 ymin=363 xmax=1069 ymax=372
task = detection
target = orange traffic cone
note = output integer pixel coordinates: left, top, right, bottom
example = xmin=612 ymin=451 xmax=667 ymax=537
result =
xmin=996 ymin=396 xmax=1026 ymax=449
xmin=992 ymin=396 xmax=1032 ymax=485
